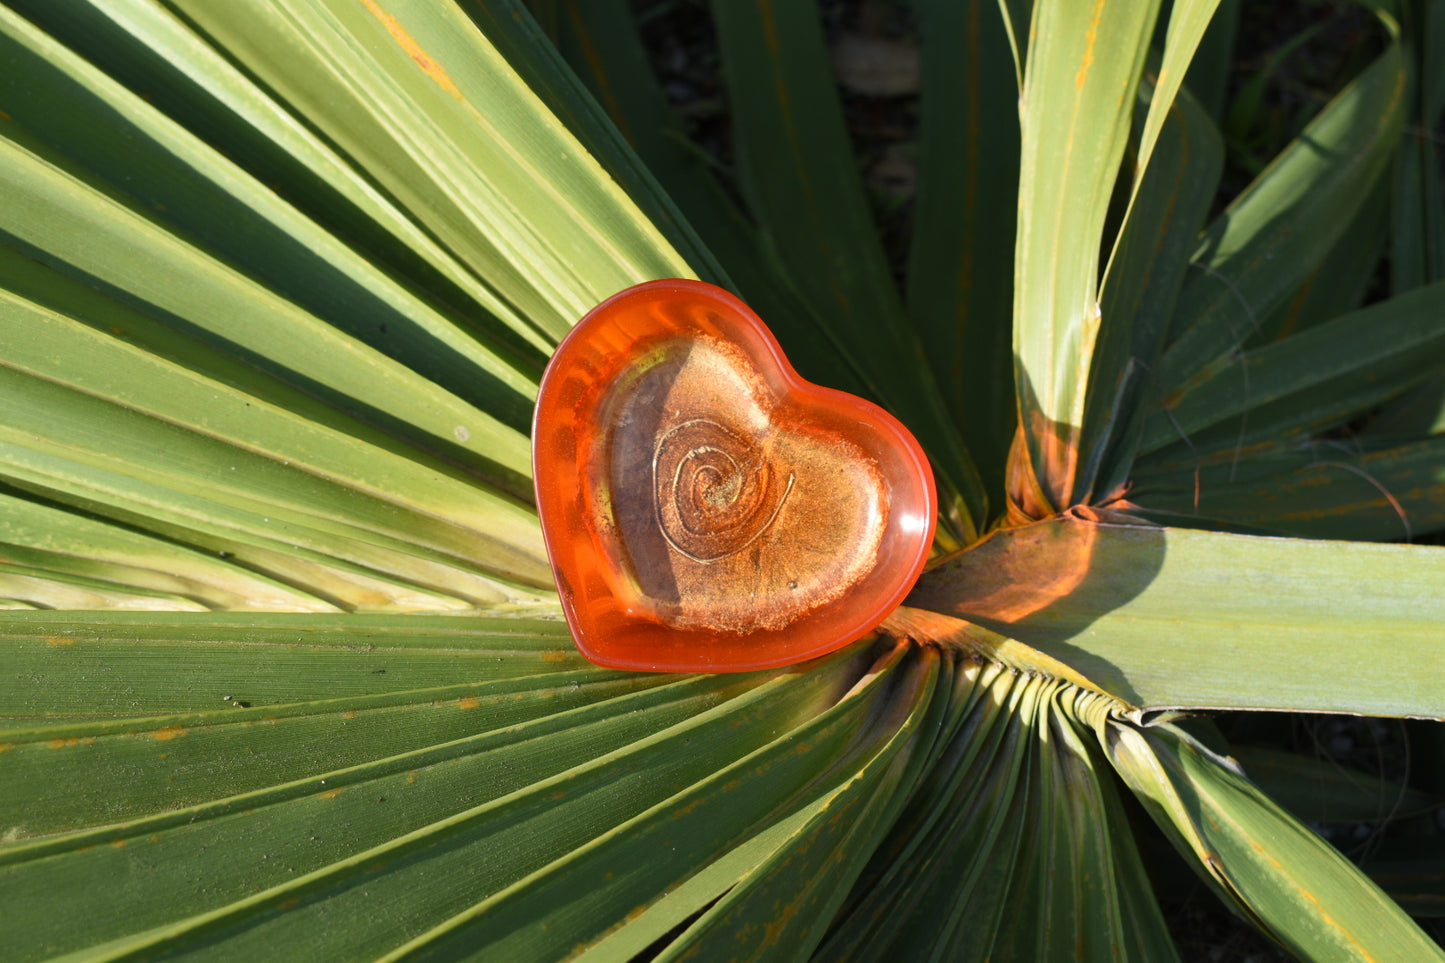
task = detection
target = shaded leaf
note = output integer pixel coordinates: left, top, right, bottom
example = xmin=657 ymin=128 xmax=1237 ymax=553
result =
xmin=1182 ymin=0 xmax=1240 ymax=121
xmin=549 ymin=0 xmax=881 ymax=411
xmin=1365 ymin=835 xmax=1445 ymax=918
xmin=1232 ymin=744 xmax=1442 ymax=825
xmin=710 ymin=0 xmax=986 ymax=538
xmin=1081 ymin=81 xmax=1223 ymax=503
xmin=1158 ymin=43 xmax=1406 ymax=391
xmin=823 ymin=667 xmax=1179 ymax=962
xmin=1129 ymin=435 xmax=1445 ymax=543
xmin=1140 ymin=279 xmax=1445 ymax=459
xmin=907 ymin=0 xmax=1020 ymax=522
xmin=1258 ymin=176 xmax=1389 ymax=340
xmin=0 ymin=611 xmax=922 ymax=960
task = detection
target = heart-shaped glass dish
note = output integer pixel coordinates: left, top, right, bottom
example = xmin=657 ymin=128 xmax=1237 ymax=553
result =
xmin=533 ymin=279 xmax=936 ymax=672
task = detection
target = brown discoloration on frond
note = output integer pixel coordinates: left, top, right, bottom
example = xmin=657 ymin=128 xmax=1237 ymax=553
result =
xmin=358 ymin=0 xmax=463 ymax=100
xmin=1075 ymin=0 xmax=1107 ymax=90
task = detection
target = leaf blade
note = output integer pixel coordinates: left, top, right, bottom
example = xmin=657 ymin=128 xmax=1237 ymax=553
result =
xmin=710 ymin=0 xmax=986 ymax=537
xmin=907 ymin=0 xmax=1020 ymax=521
xmin=910 ymin=514 xmax=1445 ymax=717
xmin=1157 ymin=43 xmax=1407 ymax=394
xmin=1108 ymin=720 xmax=1445 ymax=961
xmin=1013 ymin=0 xmax=1162 ymax=510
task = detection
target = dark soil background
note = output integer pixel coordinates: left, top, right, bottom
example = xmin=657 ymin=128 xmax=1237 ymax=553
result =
xmin=630 ymin=1 xmax=1445 ymax=959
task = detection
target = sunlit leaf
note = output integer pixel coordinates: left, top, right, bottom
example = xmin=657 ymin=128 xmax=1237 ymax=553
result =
xmin=1182 ymin=0 xmax=1239 ymax=121
xmin=910 ymin=513 xmax=1445 ymax=717
xmin=1112 ymin=0 xmax=1220 ymax=224
xmin=1012 ymin=0 xmax=1161 ymax=511
xmin=1109 ymin=720 xmax=1445 ymax=961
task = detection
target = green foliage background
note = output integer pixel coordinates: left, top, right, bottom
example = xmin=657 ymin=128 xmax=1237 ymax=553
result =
xmin=1 ymin=0 xmax=1444 ymax=959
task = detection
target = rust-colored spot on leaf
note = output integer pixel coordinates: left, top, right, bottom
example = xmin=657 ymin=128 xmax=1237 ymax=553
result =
xmin=279 ymin=898 xmax=300 ymax=911
xmin=761 ymin=898 xmax=800 ymax=947
xmin=109 ymin=838 xmax=127 ymax=849
xmin=457 ymin=696 xmax=481 ymax=710
xmin=48 ymin=737 xmax=81 ymax=749
xmin=0 ymin=743 xmax=12 ymax=755
xmin=343 ymin=710 xmax=357 ymax=720
xmin=147 ymin=725 xmax=188 ymax=742
xmin=541 ymin=650 xmax=570 ymax=663
xmin=406 ymin=771 xmax=418 ymax=785
xmin=318 ymin=787 xmax=344 ymax=800
xmin=358 ymin=0 xmax=463 ymax=100
xmin=44 ymin=635 xmax=75 ymax=646
xmin=148 ymin=834 xmax=161 ymax=844
xmin=1074 ymin=0 xmax=1107 ymax=90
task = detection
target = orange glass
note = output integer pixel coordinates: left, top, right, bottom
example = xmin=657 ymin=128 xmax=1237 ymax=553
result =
xmin=532 ymin=279 xmax=937 ymax=672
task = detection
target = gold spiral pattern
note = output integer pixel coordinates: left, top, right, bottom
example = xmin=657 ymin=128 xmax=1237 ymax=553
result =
xmin=653 ymin=419 xmax=794 ymax=563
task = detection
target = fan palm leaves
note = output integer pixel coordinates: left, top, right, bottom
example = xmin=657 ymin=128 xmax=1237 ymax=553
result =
xmin=1 ymin=0 xmax=1443 ymax=959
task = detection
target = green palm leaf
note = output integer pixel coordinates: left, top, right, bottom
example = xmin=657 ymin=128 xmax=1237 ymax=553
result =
xmin=709 ymin=0 xmax=987 ymax=539
xmin=2 ymin=0 xmax=1443 ymax=959
xmin=909 ymin=514 xmax=1445 ymax=716
xmin=1011 ymin=0 xmax=1160 ymax=511
xmin=908 ymin=0 xmax=1021 ymax=522
xmin=1110 ymin=719 xmax=1442 ymax=960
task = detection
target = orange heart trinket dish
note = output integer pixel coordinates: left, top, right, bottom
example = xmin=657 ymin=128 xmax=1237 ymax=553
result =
xmin=532 ymin=279 xmax=937 ymax=672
